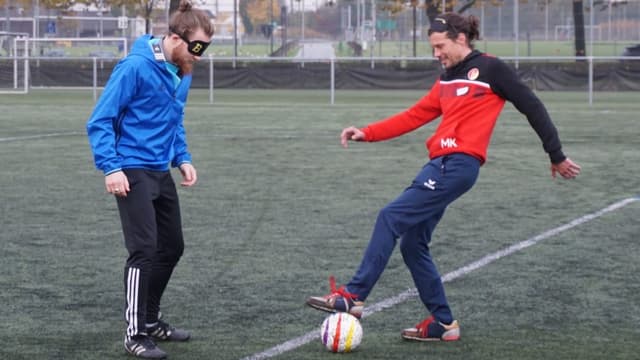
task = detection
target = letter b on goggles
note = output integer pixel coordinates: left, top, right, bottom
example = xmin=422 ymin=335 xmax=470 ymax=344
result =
xmin=171 ymin=27 xmax=211 ymax=56
xmin=185 ymin=39 xmax=209 ymax=56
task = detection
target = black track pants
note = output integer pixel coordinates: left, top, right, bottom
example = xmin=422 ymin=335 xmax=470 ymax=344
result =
xmin=116 ymin=169 xmax=184 ymax=338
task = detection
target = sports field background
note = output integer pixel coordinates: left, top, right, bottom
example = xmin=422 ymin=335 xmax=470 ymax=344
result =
xmin=0 ymin=89 xmax=638 ymax=359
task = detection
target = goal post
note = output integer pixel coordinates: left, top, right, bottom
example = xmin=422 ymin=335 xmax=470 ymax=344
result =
xmin=554 ymin=25 xmax=602 ymax=42
xmin=0 ymin=32 xmax=29 ymax=94
xmin=17 ymin=37 xmax=128 ymax=58
xmin=0 ymin=37 xmax=127 ymax=94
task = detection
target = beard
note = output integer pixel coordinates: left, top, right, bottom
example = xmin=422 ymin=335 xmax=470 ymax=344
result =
xmin=171 ymin=48 xmax=194 ymax=75
xmin=175 ymin=55 xmax=194 ymax=75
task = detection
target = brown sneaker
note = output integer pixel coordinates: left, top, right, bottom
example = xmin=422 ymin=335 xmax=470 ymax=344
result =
xmin=306 ymin=276 xmax=364 ymax=319
xmin=401 ymin=315 xmax=460 ymax=342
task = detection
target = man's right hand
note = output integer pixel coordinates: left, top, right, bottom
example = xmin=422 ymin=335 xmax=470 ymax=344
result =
xmin=105 ymin=171 xmax=130 ymax=197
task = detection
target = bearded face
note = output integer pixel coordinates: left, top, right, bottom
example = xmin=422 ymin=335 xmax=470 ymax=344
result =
xmin=174 ymin=50 xmax=195 ymax=75
xmin=169 ymin=28 xmax=210 ymax=75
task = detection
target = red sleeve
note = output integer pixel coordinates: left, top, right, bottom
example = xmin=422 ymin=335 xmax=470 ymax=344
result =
xmin=362 ymin=81 xmax=442 ymax=142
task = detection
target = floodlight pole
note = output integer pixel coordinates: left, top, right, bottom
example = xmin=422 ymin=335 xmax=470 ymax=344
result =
xmin=4 ymin=1 xmax=9 ymax=32
xmin=589 ymin=0 xmax=594 ymax=56
xmin=412 ymin=5 xmax=416 ymax=57
xmin=371 ymin=0 xmax=376 ymax=46
xmin=480 ymin=0 xmax=484 ymax=40
xmin=121 ymin=5 xmax=126 ymax=39
xmin=233 ymin=0 xmax=238 ymax=60
xmin=270 ymin=0 xmax=274 ymax=54
xmin=498 ymin=5 xmax=502 ymax=40
xmin=301 ymin=0 xmax=305 ymax=57
xmin=607 ymin=0 xmax=612 ymax=41
xmin=99 ymin=0 xmax=104 ymax=38
xmin=514 ymin=0 xmax=519 ymax=69
xmin=544 ymin=0 xmax=549 ymax=41
xmin=165 ymin=0 xmax=169 ymax=26
xmin=33 ymin=0 xmax=39 ymax=54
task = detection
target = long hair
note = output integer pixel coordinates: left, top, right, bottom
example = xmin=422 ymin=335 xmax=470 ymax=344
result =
xmin=428 ymin=13 xmax=480 ymax=49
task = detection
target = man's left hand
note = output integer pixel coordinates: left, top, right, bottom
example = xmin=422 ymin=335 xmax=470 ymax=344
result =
xmin=179 ymin=163 xmax=198 ymax=186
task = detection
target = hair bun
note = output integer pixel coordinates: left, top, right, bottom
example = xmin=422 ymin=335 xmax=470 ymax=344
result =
xmin=178 ymin=0 xmax=193 ymax=12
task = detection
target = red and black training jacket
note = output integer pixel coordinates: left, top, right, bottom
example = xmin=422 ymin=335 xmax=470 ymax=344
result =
xmin=361 ymin=50 xmax=566 ymax=165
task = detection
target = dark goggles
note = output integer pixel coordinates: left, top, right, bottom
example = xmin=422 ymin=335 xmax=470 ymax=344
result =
xmin=170 ymin=27 xmax=210 ymax=56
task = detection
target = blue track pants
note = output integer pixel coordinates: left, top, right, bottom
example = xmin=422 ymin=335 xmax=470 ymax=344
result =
xmin=346 ymin=153 xmax=480 ymax=324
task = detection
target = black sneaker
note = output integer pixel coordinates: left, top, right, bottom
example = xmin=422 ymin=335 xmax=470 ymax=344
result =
xmin=147 ymin=319 xmax=191 ymax=341
xmin=124 ymin=334 xmax=167 ymax=359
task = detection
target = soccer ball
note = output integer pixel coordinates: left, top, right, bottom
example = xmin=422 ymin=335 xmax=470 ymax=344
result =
xmin=320 ymin=312 xmax=363 ymax=353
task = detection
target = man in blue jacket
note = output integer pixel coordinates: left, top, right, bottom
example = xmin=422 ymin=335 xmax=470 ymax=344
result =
xmin=86 ymin=1 xmax=214 ymax=358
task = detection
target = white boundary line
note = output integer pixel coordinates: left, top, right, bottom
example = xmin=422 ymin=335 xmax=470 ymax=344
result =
xmin=0 ymin=131 xmax=82 ymax=143
xmin=240 ymin=196 xmax=639 ymax=360
xmin=0 ymin=131 xmax=329 ymax=142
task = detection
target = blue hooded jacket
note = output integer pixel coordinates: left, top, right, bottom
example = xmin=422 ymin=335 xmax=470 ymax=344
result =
xmin=87 ymin=35 xmax=193 ymax=175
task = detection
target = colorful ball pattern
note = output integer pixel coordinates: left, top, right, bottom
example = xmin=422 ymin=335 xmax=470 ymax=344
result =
xmin=320 ymin=312 xmax=363 ymax=352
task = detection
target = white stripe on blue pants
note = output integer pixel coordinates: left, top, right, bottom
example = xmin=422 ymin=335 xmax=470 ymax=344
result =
xmin=347 ymin=153 xmax=480 ymax=324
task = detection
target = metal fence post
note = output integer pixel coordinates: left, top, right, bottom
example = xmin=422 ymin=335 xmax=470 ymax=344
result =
xmin=209 ymin=55 xmax=214 ymax=104
xmin=330 ymin=58 xmax=335 ymax=105
xmin=588 ymin=56 xmax=593 ymax=106
xmin=93 ymin=57 xmax=97 ymax=102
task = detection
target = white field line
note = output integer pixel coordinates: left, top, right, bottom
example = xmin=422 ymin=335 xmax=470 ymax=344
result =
xmin=240 ymin=196 xmax=639 ymax=360
xmin=0 ymin=131 xmax=82 ymax=142
xmin=0 ymin=131 xmax=332 ymax=142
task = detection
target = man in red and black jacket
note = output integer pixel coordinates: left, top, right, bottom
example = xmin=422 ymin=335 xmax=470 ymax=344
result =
xmin=306 ymin=13 xmax=581 ymax=342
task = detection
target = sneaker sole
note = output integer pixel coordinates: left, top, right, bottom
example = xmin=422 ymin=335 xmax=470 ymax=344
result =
xmin=124 ymin=341 xmax=167 ymax=359
xmin=306 ymin=300 xmax=363 ymax=319
xmin=401 ymin=334 xmax=460 ymax=342
xmin=306 ymin=301 xmax=338 ymax=314
xmin=151 ymin=336 xmax=191 ymax=342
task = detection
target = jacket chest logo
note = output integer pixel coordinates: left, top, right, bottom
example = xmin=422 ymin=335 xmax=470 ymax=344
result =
xmin=467 ymin=67 xmax=479 ymax=80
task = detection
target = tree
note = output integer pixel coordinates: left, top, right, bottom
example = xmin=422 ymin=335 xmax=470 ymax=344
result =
xmin=382 ymin=0 xmax=503 ymax=30
xmin=5 ymin=0 xmax=158 ymax=35
xmin=0 ymin=0 xmax=87 ymax=14
xmin=382 ymin=0 xmax=589 ymax=58
xmin=0 ymin=0 xmax=88 ymax=11
xmin=311 ymin=4 xmax=341 ymax=38
xmin=2 ymin=0 xmax=89 ymax=33
xmin=239 ymin=0 xmax=253 ymax=35
xmin=111 ymin=0 xmax=158 ymax=34
xmin=0 ymin=0 xmax=32 ymax=13
xmin=380 ymin=0 xmax=421 ymax=57
xmin=245 ymin=0 xmax=280 ymax=34
xmin=169 ymin=0 xmax=178 ymax=15
xmin=381 ymin=0 xmax=476 ymax=56
xmin=593 ymin=0 xmax=628 ymax=11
